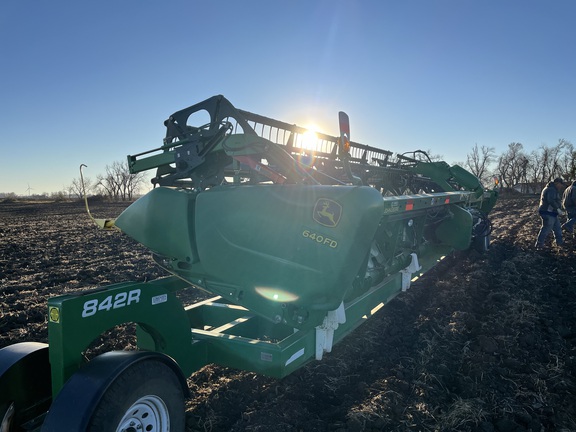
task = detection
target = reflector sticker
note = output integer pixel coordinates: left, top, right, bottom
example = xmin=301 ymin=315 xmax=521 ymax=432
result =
xmin=406 ymin=200 xmax=414 ymax=211
xmin=49 ymin=306 xmax=60 ymax=323
xmin=313 ymin=199 xmax=342 ymax=227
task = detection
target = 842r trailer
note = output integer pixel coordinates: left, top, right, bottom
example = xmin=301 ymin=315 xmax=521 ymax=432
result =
xmin=0 ymin=95 xmax=497 ymax=431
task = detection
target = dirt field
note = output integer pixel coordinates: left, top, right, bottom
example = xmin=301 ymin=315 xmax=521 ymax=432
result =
xmin=1 ymin=196 xmax=575 ymax=431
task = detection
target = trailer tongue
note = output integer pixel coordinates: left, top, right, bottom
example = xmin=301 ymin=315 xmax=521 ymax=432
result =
xmin=0 ymin=95 xmax=497 ymax=431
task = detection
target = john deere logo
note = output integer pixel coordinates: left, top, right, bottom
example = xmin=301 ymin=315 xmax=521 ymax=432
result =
xmin=313 ymin=199 xmax=342 ymax=227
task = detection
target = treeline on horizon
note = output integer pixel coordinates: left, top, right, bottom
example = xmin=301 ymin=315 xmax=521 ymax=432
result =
xmin=464 ymin=139 xmax=574 ymax=193
xmin=2 ymin=139 xmax=574 ymax=201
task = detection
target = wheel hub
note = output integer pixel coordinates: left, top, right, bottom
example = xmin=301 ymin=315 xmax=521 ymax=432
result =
xmin=117 ymin=396 xmax=169 ymax=432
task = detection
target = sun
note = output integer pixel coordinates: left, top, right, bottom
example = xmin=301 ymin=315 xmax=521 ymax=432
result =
xmin=300 ymin=127 xmax=319 ymax=151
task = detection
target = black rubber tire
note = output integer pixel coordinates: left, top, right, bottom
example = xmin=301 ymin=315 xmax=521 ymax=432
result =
xmin=0 ymin=342 xmax=51 ymax=432
xmin=87 ymin=358 xmax=185 ymax=432
xmin=0 ymin=402 xmax=16 ymax=432
xmin=473 ymin=233 xmax=491 ymax=253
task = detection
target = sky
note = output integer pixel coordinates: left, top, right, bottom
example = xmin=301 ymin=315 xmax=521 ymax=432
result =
xmin=1 ymin=0 xmax=575 ymax=195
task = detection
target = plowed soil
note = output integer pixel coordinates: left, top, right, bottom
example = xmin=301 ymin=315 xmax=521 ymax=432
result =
xmin=1 ymin=196 xmax=575 ymax=432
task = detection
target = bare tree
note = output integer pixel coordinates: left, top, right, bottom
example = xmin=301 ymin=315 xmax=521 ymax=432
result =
xmin=537 ymin=140 xmax=568 ymax=185
xmin=421 ymin=149 xmax=444 ymax=162
xmin=498 ymin=140 xmax=576 ymax=193
xmin=557 ymin=139 xmax=575 ymax=181
xmin=68 ymin=176 xmax=93 ymax=199
xmin=465 ymin=143 xmax=495 ymax=186
xmin=526 ymin=149 xmax=544 ymax=190
xmin=96 ymin=160 xmax=146 ymax=201
xmin=497 ymin=142 xmax=529 ymax=189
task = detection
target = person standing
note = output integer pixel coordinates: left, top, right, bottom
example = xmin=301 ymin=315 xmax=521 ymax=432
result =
xmin=535 ymin=177 xmax=565 ymax=250
xmin=562 ymin=180 xmax=576 ymax=234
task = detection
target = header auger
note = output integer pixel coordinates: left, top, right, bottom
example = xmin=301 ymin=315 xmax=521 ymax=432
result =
xmin=0 ymin=95 xmax=497 ymax=431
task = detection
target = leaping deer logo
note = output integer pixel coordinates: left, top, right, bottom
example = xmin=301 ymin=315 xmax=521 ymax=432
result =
xmin=313 ymin=199 xmax=342 ymax=227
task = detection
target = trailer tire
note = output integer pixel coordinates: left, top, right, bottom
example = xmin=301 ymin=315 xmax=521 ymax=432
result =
xmin=470 ymin=210 xmax=492 ymax=253
xmin=473 ymin=232 xmax=491 ymax=253
xmin=89 ymin=358 xmax=185 ymax=432
xmin=41 ymin=351 xmax=187 ymax=432
xmin=0 ymin=402 xmax=15 ymax=432
xmin=0 ymin=342 xmax=51 ymax=431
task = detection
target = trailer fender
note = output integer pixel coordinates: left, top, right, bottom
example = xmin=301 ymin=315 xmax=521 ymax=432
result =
xmin=41 ymin=350 xmax=189 ymax=432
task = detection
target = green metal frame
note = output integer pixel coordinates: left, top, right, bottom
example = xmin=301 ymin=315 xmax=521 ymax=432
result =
xmin=46 ymin=277 xmax=202 ymax=396
xmin=46 ymin=241 xmax=453 ymax=398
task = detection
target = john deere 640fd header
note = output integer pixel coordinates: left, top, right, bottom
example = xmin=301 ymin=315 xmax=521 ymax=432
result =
xmin=0 ymin=95 xmax=497 ymax=431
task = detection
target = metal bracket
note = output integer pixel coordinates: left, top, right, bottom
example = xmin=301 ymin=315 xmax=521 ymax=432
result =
xmin=401 ymin=253 xmax=422 ymax=291
xmin=315 ymin=302 xmax=346 ymax=360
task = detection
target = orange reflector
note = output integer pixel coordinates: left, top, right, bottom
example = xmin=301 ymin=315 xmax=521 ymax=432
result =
xmin=406 ymin=200 xmax=414 ymax=211
xmin=343 ymin=137 xmax=350 ymax=153
xmin=445 ymin=198 xmax=450 ymax=204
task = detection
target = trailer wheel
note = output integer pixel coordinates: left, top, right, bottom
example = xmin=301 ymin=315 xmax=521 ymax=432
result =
xmin=88 ymin=358 xmax=185 ymax=431
xmin=470 ymin=210 xmax=492 ymax=253
xmin=0 ymin=402 xmax=15 ymax=432
xmin=0 ymin=342 xmax=51 ymax=431
xmin=473 ymin=232 xmax=491 ymax=253
xmin=41 ymin=351 xmax=188 ymax=432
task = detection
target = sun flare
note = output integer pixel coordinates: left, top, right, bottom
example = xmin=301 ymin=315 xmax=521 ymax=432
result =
xmin=300 ymin=128 xmax=319 ymax=150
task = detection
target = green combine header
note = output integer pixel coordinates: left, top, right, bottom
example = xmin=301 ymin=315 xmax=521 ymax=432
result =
xmin=0 ymin=95 xmax=497 ymax=431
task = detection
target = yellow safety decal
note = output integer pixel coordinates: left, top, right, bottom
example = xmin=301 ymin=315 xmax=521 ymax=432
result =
xmin=49 ymin=307 xmax=60 ymax=323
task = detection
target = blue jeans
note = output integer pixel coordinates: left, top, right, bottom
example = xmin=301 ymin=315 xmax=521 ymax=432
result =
xmin=536 ymin=214 xmax=563 ymax=247
xmin=562 ymin=209 xmax=576 ymax=233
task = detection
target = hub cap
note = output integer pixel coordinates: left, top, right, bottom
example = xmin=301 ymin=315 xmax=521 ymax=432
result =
xmin=117 ymin=396 xmax=169 ymax=432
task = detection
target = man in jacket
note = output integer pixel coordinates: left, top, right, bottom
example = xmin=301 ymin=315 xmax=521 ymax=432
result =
xmin=562 ymin=180 xmax=576 ymax=234
xmin=535 ymin=177 xmax=565 ymax=250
